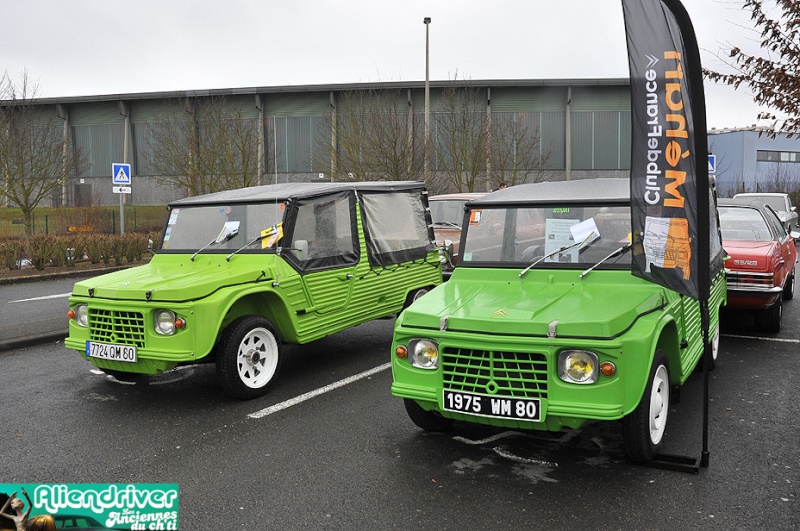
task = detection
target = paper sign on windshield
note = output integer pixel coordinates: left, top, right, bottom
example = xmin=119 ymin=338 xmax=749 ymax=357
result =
xmin=215 ymin=221 xmax=240 ymax=243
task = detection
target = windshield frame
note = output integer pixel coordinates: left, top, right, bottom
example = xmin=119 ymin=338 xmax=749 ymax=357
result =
xmin=458 ymin=201 xmax=634 ymax=272
xmin=158 ymin=201 xmax=287 ymax=254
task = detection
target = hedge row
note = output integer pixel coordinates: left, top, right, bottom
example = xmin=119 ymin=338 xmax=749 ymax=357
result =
xmin=1 ymin=232 xmax=159 ymax=271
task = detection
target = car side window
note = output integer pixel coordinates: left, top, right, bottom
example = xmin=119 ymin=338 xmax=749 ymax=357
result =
xmin=285 ymin=192 xmax=358 ymax=272
xmin=763 ymin=207 xmax=788 ymax=240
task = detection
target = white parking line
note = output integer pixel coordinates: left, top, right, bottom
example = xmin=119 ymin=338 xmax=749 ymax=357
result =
xmin=248 ymin=362 xmax=391 ymax=419
xmin=722 ymin=333 xmax=800 ymax=343
xmin=9 ymin=292 xmax=72 ymax=303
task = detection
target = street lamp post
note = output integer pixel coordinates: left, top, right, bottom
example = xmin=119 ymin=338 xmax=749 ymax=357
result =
xmin=424 ymin=17 xmax=431 ymax=186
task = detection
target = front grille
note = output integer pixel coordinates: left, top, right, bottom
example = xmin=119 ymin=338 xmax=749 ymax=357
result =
xmin=89 ymin=309 xmax=146 ymax=348
xmin=442 ymin=348 xmax=548 ymax=399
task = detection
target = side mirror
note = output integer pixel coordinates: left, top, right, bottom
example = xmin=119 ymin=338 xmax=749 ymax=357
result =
xmin=444 ymin=239 xmax=454 ymax=257
xmin=438 ymin=239 xmax=455 ymax=265
xmin=292 ymin=240 xmax=308 ymax=261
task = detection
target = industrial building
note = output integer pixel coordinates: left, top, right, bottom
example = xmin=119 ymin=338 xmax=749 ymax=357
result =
xmin=7 ymin=78 xmax=798 ymax=208
xmin=708 ymin=127 xmax=800 ymax=197
xmin=10 ymin=79 xmax=631 ymax=207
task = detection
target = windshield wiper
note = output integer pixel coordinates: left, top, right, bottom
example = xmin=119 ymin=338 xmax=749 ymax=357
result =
xmin=433 ymin=221 xmax=461 ymax=228
xmin=190 ymin=227 xmax=239 ymax=261
xmin=519 ymin=232 xmax=595 ymax=278
xmin=226 ymin=234 xmax=266 ymax=261
xmin=579 ymin=243 xmax=632 ymax=279
xmin=226 ymin=223 xmax=285 ymax=261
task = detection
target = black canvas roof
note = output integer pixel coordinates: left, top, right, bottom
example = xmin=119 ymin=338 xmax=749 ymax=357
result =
xmin=169 ymin=181 xmax=426 ymax=207
xmin=469 ymin=178 xmax=631 ymax=207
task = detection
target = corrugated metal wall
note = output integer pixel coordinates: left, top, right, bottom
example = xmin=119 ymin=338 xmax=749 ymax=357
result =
xmin=491 ymin=86 xmax=567 ymax=112
xmin=21 ymin=81 xmax=634 ymax=206
xmin=571 ymin=110 xmax=631 ymax=170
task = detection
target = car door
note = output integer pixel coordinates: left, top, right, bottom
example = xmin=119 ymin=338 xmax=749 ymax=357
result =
xmin=284 ymin=192 xmax=359 ymax=315
xmin=763 ymin=207 xmax=795 ymax=287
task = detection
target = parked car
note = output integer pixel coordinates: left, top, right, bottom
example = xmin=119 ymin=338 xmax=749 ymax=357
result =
xmin=733 ymin=192 xmax=798 ymax=232
xmin=718 ymin=197 xmax=799 ymax=332
xmin=391 ymin=178 xmax=727 ymax=462
xmin=429 ymin=192 xmax=487 ymax=278
xmin=66 ymin=181 xmax=442 ymax=399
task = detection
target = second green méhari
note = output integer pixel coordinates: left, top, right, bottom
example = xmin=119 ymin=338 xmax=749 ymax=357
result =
xmin=391 ymin=178 xmax=726 ymax=461
xmin=66 ymin=181 xmax=441 ymax=399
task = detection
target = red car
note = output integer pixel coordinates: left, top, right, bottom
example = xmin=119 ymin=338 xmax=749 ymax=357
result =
xmin=719 ymin=198 xmax=799 ymax=332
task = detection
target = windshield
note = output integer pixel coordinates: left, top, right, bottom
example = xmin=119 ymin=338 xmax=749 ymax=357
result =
xmin=430 ymin=200 xmax=467 ymax=228
xmin=460 ymin=204 xmax=632 ymax=269
xmin=161 ymin=203 xmax=285 ymax=252
xmin=718 ymin=206 xmax=774 ymax=242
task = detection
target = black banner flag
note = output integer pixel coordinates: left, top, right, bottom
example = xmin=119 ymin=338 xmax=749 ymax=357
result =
xmin=622 ymin=0 xmax=721 ymax=300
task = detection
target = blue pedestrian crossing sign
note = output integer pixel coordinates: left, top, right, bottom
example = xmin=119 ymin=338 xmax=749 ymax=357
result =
xmin=112 ymin=163 xmax=132 ymax=185
xmin=708 ymin=154 xmax=716 ymax=174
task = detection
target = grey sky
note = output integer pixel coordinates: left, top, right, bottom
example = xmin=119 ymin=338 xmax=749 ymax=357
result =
xmin=1 ymin=0 xmax=770 ymax=129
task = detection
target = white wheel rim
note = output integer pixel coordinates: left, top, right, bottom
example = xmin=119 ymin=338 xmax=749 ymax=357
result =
xmin=649 ymin=364 xmax=669 ymax=445
xmin=712 ymin=325 xmax=720 ymax=362
xmin=236 ymin=327 xmax=279 ymax=389
xmin=413 ymin=289 xmax=429 ymax=302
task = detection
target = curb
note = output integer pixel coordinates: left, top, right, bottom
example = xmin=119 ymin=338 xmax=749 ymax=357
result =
xmin=0 ymin=329 xmax=68 ymax=352
xmin=0 ymin=266 xmax=129 ymax=352
xmin=0 ymin=265 xmax=130 ymax=286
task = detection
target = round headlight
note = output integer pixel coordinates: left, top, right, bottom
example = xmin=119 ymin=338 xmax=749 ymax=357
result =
xmin=155 ymin=310 xmax=177 ymax=335
xmin=558 ymin=350 xmax=599 ymax=384
xmin=74 ymin=304 xmax=88 ymax=327
xmin=409 ymin=339 xmax=439 ymax=369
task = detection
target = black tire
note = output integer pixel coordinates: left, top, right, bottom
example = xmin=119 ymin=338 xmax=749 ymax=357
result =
xmin=783 ymin=267 xmax=795 ymax=300
xmin=755 ymin=295 xmax=782 ymax=333
xmin=216 ymin=316 xmax=281 ymax=400
xmin=404 ymin=288 xmax=430 ymax=309
xmin=623 ymin=350 xmax=670 ymax=462
xmin=403 ymin=399 xmax=453 ymax=432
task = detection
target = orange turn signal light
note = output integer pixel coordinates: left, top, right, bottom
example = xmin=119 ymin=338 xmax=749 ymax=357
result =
xmin=395 ymin=345 xmax=408 ymax=358
xmin=67 ymin=309 xmax=75 ymax=319
xmin=600 ymin=361 xmax=616 ymax=377
xmin=175 ymin=318 xmax=187 ymax=329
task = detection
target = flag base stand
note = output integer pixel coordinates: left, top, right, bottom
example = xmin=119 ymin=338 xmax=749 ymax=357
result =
xmin=640 ymin=452 xmax=704 ymax=474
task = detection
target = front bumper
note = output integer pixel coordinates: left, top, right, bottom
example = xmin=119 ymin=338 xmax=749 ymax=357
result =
xmin=390 ymin=330 xmax=643 ymax=432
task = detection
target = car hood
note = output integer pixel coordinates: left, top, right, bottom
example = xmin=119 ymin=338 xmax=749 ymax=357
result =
xmin=723 ymin=240 xmax=777 ymax=272
xmin=400 ymin=269 xmax=665 ymax=339
xmin=71 ymin=254 xmax=276 ymax=302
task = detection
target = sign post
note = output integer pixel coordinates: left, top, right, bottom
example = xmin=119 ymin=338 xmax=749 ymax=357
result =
xmin=112 ymin=163 xmax=132 ymax=234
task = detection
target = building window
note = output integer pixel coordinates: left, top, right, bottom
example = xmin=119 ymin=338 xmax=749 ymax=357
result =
xmin=757 ymin=150 xmax=800 ymax=163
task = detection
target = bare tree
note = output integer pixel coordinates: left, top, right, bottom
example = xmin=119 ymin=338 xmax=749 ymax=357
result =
xmin=148 ymin=96 xmax=264 ymax=196
xmin=0 ymin=71 xmax=82 ymax=235
xmin=489 ymin=112 xmax=551 ymax=188
xmin=315 ymin=79 xmax=551 ymax=194
xmin=317 ymin=88 xmax=423 ymax=182
xmin=703 ymin=0 xmax=800 ymax=136
xmin=432 ymin=79 xmax=490 ymax=193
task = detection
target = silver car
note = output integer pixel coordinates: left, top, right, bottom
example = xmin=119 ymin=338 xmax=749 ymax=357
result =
xmin=733 ymin=192 xmax=798 ymax=232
